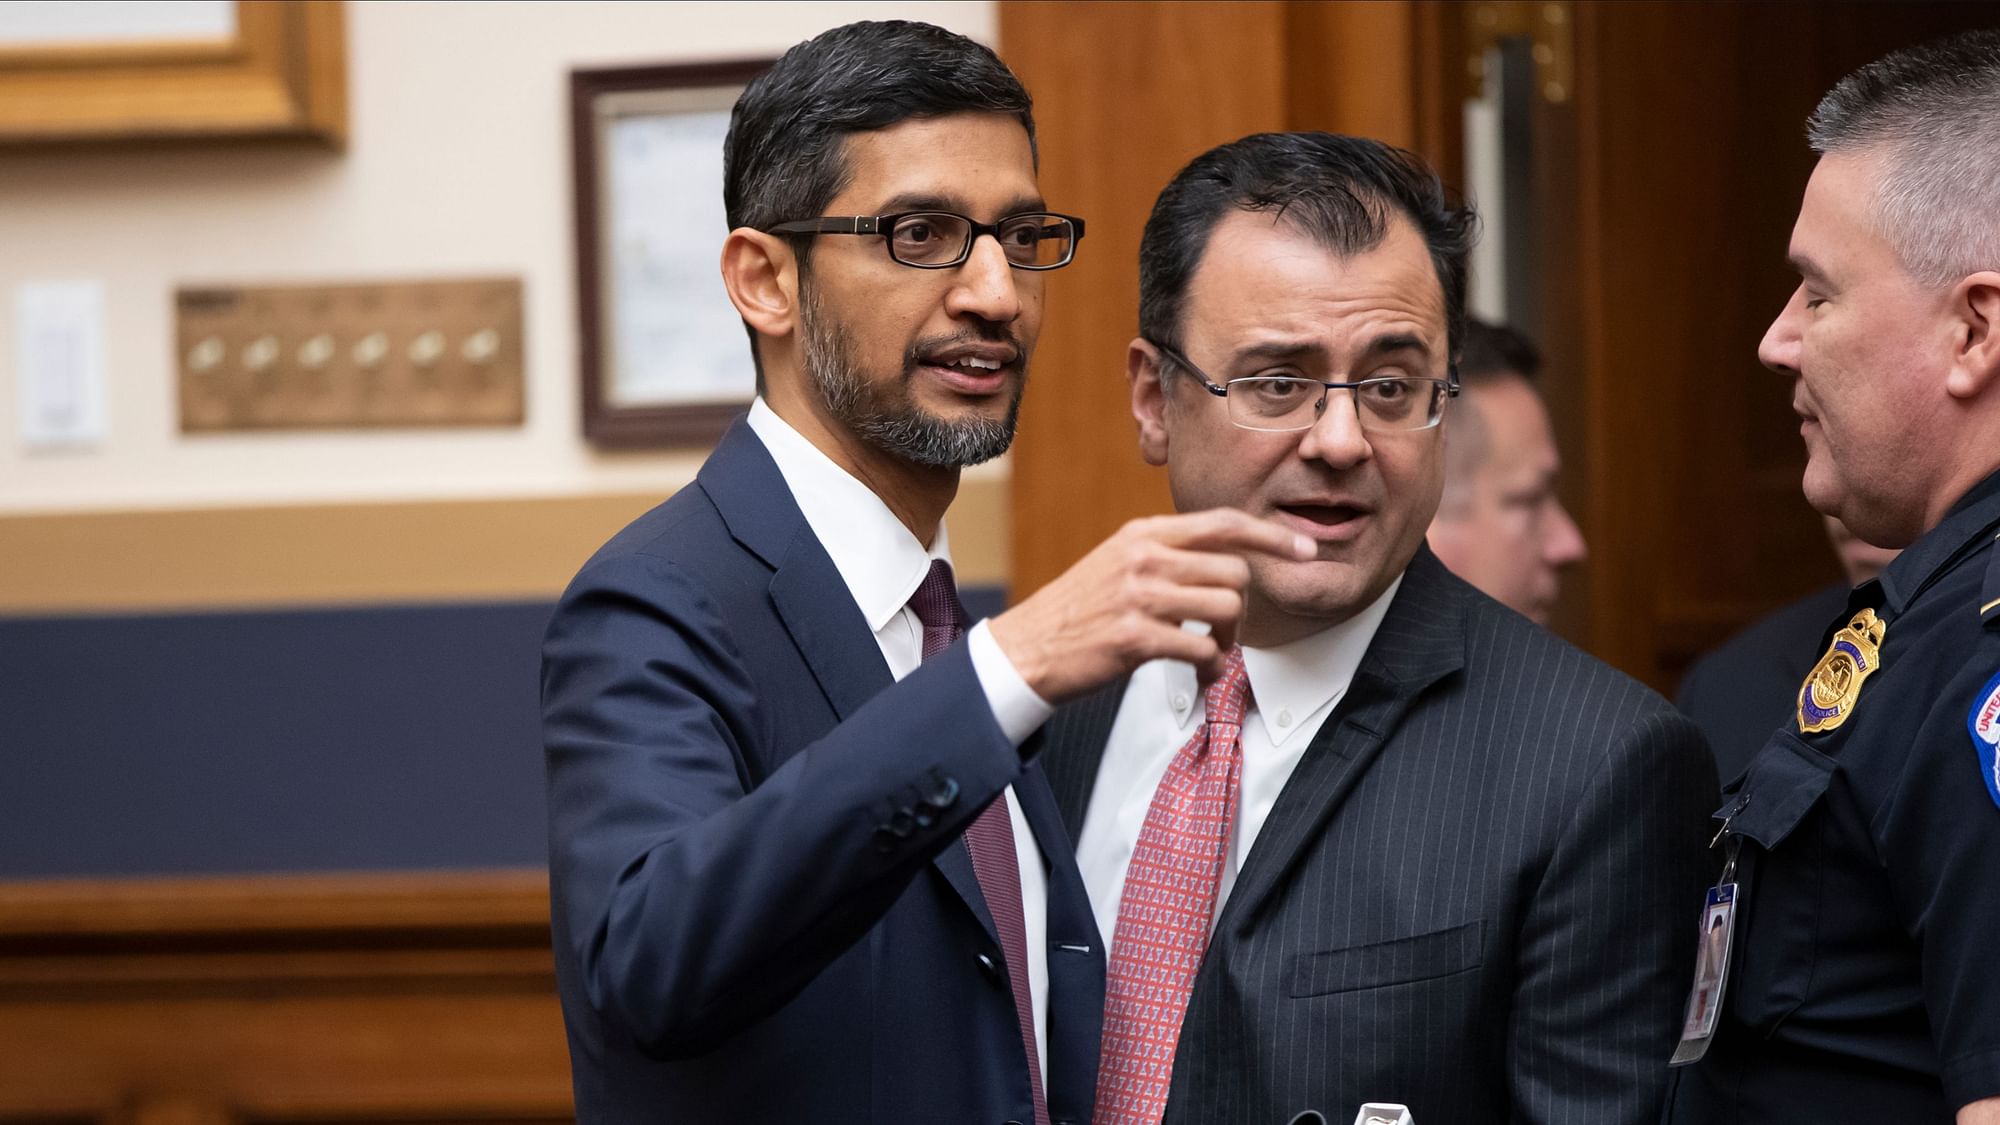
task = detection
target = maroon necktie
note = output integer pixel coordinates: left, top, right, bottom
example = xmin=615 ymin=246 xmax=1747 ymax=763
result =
xmin=909 ymin=559 xmax=1050 ymax=1125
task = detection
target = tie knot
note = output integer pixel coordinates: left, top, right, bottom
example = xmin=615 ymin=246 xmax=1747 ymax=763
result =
xmin=910 ymin=559 xmax=968 ymax=659
xmin=1203 ymin=645 xmax=1251 ymax=726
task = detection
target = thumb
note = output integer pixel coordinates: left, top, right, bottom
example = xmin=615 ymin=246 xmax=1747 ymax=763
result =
xmin=1196 ymin=615 xmax=1240 ymax=692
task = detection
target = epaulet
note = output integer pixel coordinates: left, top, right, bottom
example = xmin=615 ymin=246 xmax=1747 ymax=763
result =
xmin=1983 ymin=529 xmax=2000 ymax=629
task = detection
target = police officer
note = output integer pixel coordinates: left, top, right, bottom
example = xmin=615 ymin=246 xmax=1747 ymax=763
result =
xmin=1664 ymin=30 xmax=2000 ymax=1124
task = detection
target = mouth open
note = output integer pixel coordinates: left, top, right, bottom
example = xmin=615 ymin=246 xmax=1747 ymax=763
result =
xmin=916 ymin=349 xmax=1016 ymax=397
xmin=1275 ymin=502 xmax=1370 ymax=542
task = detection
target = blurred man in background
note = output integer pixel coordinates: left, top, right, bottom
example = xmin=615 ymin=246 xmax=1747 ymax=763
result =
xmin=1677 ymin=515 xmax=1898 ymax=781
xmin=1425 ymin=319 xmax=1586 ymax=624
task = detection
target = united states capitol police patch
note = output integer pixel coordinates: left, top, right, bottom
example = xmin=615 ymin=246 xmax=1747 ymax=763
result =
xmin=1798 ymin=608 xmax=1886 ymax=734
xmin=1968 ymin=668 xmax=2000 ymax=810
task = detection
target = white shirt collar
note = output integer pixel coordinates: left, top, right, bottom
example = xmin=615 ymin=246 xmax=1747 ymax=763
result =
xmin=1163 ymin=572 xmax=1404 ymax=746
xmin=746 ymin=397 xmax=950 ymax=632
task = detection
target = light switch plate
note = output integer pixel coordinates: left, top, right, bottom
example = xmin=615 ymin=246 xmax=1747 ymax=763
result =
xmin=16 ymin=280 xmax=108 ymax=450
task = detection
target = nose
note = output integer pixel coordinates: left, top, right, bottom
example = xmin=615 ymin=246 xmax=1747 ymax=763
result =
xmin=1758 ymin=285 xmax=1805 ymax=376
xmin=943 ymin=233 xmax=1023 ymax=325
xmin=1295 ymin=389 xmax=1374 ymax=469
xmin=1544 ymin=499 xmax=1588 ymax=567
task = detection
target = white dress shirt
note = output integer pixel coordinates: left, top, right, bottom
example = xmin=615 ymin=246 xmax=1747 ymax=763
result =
xmin=747 ymin=397 xmax=1055 ymax=1080
xmin=1075 ymin=575 xmax=1402 ymax=948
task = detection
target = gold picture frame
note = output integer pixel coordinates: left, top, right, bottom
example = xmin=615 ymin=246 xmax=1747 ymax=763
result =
xmin=0 ymin=0 xmax=346 ymax=146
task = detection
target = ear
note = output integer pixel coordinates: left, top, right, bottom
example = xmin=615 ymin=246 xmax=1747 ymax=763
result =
xmin=719 ymin=228 xmax=798 ymax=343
xmin=1944 ymin=270 xmax=2000 ymax=401
xmin=1128 ymin=337 xmax=1172 ymax=466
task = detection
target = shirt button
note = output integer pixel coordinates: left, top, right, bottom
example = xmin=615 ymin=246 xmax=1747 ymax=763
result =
xmin=1276 ymin=708 xmax=1293 ymax=728
xmin=1172 ymin=692 xmax=1190 ymax=711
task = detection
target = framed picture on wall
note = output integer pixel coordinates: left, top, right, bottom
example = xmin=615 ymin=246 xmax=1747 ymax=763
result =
xmin=0 ymin=0 xmax=345 ymax=146
xmin=572 ymin=59 xmax=773 ymax=449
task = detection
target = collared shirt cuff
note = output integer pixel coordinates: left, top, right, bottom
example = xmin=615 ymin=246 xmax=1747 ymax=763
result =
xmin=967 ymin=619 xmax=1054 ymax=746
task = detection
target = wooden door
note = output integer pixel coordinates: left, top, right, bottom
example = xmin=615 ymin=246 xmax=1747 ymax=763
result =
xmin=1001 ymin=0 xmax=1993 ymax=693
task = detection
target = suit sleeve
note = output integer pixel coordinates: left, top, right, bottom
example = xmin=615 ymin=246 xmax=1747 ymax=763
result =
xmin=541 ymin=550 xmax=1025 ymax=1057
xmin=1507 ymin=708 xmax=1719 ymax=1125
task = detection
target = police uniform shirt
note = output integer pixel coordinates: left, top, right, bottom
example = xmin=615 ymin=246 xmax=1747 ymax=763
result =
xmin=1665 ymin=468 xmax=2000 ymax=1122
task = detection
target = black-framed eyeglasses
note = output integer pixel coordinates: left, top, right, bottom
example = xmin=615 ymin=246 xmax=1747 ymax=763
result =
xmin=1150 ymin=341 xmax=1458 ymax=433
xmin=765 ymin=210 xmax=1085 ymax=270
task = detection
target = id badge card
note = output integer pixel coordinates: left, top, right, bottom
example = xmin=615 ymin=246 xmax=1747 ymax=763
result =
xmin=1669 ymin=880 xmax=1738 ymax=1066
xmin=1351 ymin=1106 xmax=1413 ymax=1125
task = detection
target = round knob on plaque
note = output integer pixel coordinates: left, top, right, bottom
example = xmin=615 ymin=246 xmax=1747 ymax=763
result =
xmin=243 ymin=335 xmax=279 ymax=373
xmin=187 ymin=336 xmax=225 ymax=372
xmin=409 ymin=329 xmax=446 ymax=367
xmin=353 ymin=331 xmax=390 ymax=369
xmin=461 ymin=328 xmax=500 ymax=364
xmin=298 ymin=333 xmax=336 ymax=369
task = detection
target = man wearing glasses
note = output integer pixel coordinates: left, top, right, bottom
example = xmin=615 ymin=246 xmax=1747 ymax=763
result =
xmin=1042 ymin=132 xmax=1715 ymax=1125
xmin=542 ymin=21 xmax=1308 ymax=1125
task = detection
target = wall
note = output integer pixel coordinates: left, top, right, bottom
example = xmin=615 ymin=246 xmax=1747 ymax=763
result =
xmin=0 ymin=0 xmax=997 ymax=515
xmin=0 ymin=1 xmax=1005 ymax=883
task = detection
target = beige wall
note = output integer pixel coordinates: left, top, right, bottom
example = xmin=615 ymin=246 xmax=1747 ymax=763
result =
xmin=0 ymin=0 xmax=999 ymax=517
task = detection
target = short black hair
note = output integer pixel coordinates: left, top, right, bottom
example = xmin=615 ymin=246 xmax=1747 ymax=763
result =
xmin=1138 ymin=131 xmax=1477 ymax=363
xmin=722 ymin=21 xmax=1035 ymax=387
xmin=725 ymin=20 xmax=1035 ymax=237
xmin=1459 ymin=318 xmax=1541 ymax=386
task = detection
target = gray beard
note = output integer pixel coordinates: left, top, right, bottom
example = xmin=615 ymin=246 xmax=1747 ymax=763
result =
xmin=800 ymin=285 xmax=1022 ymax=469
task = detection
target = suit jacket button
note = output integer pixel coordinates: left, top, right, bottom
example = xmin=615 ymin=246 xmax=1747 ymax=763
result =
xmin=976 ymin=952 xmax=1001 ymax=980
xmin=889 ymin=809 xmax=916 ymax=837
xmin=913 ymin=805 xmax=937 ymax=828
xmin=926 ymin=776 xmax=961 ymax=808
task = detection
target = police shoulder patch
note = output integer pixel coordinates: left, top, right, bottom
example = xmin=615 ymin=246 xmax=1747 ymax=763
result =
xmin=1969 ymin=668 xmax=2000 ymax=810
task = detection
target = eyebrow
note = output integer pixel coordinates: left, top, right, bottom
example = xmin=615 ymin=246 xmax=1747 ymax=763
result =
xmin=1788 ymin=252 xmax=1831 ymax=286
xmin=869 ymin=191 xmax=1047 ymax=217
xmin=1229 ymin=332 xmax=1434 ymax=370
xmin=1230 ymin=340 xmax=1330 ymax=367
xmin=1357 ymin=332 xmax=1433 ymax=360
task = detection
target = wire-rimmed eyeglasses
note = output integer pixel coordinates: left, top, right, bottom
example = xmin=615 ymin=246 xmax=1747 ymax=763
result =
xmin=766 ymin=210 xmax=1085 ymax=270
xmin=1150 ymin=340 xmax=1458 ymax=433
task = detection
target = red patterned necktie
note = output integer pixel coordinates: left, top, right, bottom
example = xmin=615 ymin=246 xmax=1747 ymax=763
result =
xmin=1094 ymin=645 xmax=1251 ymax=1125
xmin=909 ymin=559 xmax=1049 ymax=1125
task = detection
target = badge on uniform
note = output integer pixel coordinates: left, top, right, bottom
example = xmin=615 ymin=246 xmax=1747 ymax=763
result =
xmin=1798 ymin=608 xmax=1886 ymax=734
xmin=1968 ymin=667 xmax=2000 ymax=810
xmin=1669 ymin=881 xmax=1737 ymax=1066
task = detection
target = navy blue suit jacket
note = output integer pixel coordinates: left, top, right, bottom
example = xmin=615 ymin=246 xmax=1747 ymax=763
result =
xmin=541 ymin=419 xmax=1104 ymax=1124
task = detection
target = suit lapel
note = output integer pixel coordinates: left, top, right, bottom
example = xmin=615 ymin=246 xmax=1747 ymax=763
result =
xmin=1214 ymin=550 xmax=1469 ymax=935
xmin=699 ymin=419 xmax=994 ymax=937
xmin=1017 ymin=751 xmax=1108 ymax=1121
xmin=1041 ymin=678 xmax=1129 ymax=839
xmin=767 ymin=550 xmax=894 ymax=718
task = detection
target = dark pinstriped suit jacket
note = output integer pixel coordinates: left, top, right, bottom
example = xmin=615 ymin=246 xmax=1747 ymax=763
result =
xmin=1044 ymin=548 xmax=1718 ymax=1125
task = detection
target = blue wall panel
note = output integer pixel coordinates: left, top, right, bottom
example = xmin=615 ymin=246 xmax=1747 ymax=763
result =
xmin=0 ymin=586 xmax=1007 ymax=879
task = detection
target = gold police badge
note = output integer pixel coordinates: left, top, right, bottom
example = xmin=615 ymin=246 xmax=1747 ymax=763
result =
xmin=1798 ymin=608 xmax=1886 ymax=734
